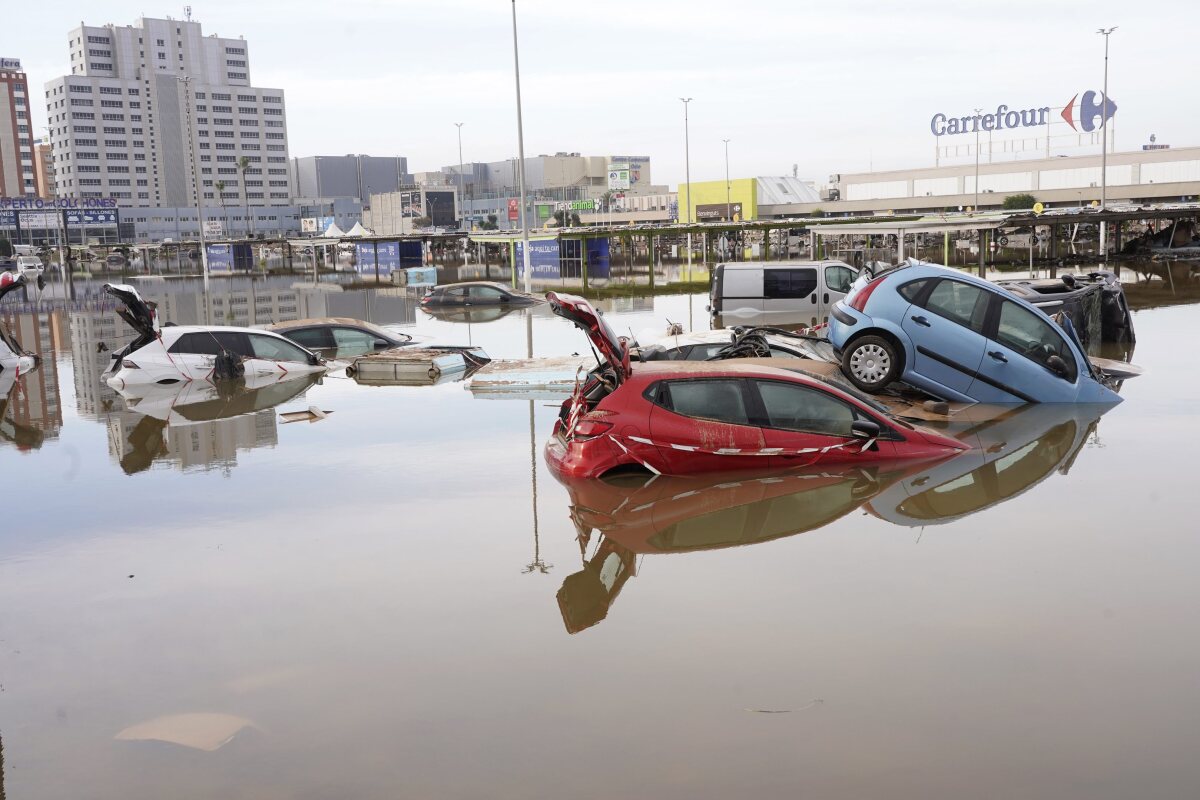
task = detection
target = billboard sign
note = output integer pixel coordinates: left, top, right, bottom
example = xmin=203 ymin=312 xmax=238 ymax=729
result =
xmin=206 ymin=243 xmax=235 ymax=272
xmin=0 ymin=58 xmax=22 ymax=69
xmin=607 ymin=163 xmax=631 ymax=191
xmin=355 ymin=241 xmax=401 ymax=276
xmin=18 ymin=211 xmax=58 ymax=228
xmin=423 ymin=190 xmax=456 ymax=227
xmin=301 ymin=216 xmax=335 ymax=234
xmin=507 ymin=198 xmax=519 ymax=221
xmin=696 ymin=202 xmax=743 ymax=221
xmin=202 ymin=220 xmax=223 ymax=237
xmin=0 ymin=210 xmax=16 ymax=226
xmin=0 ymin=196 xmax=118 ymax=209
xmin=514 ymin=238 xmax=561 ymax=280
xmin=558 ymin=199 xmax=599 ymax=212
xmin=65 ymin=210 xmax=119 ymax=226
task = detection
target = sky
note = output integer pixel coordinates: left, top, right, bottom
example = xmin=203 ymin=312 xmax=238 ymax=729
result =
xmin=6 ymin=0 xmax=1195 ymax=188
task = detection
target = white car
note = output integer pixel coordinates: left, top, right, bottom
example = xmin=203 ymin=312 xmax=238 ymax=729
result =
xmin=14 ymin=255 xmax=44 ymax=278
xmin=1 ymin=273 xmax=39 ymax=375
xmin=636 ymin=327 xmax=836 ymax=363
xmin=103 ymin=284 xmax=327 ymax=388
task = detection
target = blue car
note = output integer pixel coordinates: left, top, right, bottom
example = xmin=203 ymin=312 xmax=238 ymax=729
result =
xmin=828 ymin=264 xmax=1121 ymax=404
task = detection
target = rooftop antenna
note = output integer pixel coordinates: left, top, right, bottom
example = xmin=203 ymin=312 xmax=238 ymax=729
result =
xmin=184 ymin=5 xmax=192 ymax=21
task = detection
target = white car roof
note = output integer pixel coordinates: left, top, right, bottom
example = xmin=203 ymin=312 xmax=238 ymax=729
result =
xmin=157 ymin=325 xmax=292 ymax=341
xmin=720 ymin=259 xmax=852 ymax=270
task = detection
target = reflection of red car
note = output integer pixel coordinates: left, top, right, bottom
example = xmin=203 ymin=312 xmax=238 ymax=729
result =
xmin=545 ymin=293 xmax=967 ymax=478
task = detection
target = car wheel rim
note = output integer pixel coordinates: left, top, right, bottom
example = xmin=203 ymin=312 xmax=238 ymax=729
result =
xmin=850 ymin=344 xmax=890 ymax=384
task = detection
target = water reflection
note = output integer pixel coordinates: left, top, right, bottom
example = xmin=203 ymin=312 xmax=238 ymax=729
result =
xmin=110 ymin=375 xmax=320 ymax=474
xmin=555 ymin=402 xmax=1110 ymax=633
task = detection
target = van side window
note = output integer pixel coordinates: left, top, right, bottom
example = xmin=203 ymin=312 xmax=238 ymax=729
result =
xmin=824 ymin=265 xmax=855 ymax=294
xmin=764 ymin=268 xmax=817 ymax=299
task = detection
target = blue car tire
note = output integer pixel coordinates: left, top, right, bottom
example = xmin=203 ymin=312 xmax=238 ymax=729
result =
xmin=841 ymin=334 xmax=900 ymax=393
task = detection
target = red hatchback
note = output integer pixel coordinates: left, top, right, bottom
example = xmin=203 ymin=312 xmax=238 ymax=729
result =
xmin=545 ymin=293 xmax=968 ymax=478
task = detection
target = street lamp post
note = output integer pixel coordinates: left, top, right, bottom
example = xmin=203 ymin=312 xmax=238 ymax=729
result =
xmin=455 ymin=122 xmax=465 ymax=232
xmin=1097 ymin=26 xmax=1117 ymax=260
xmin=177 ymin=76 xmax=209 ymax=289
xmin=973 ymin=107 xmax=983 ymax=213
xmin=680 ymin=97 xmax=692 ymax=281
xmin=723 ymin=138 xmax=731 ymax=222
xmin=510 ymin=0 xmax=532 ymax=293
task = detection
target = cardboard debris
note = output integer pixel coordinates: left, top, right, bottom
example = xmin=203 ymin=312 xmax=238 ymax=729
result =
xmin=115 ymin=712 xmax=255 ymax=751
xmin=280 ymin=405 xmax=332 ymax=423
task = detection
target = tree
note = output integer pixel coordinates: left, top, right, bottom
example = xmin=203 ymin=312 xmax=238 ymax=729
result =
xmin=1003 ymin=193 xmax=1037 ymax=210
xmin=413 ymin=216 xmax=433 ymax=228
xmin=810 ymin=208 xmax=826 ymax=218
xmin=214 ymin=180 xmax=228 ymax=236
xmin=0 ymin=237 xmax=12 ymax=258
xmin=479 ymin=214 xmax=499 ymax=231
xmin=237 ymin=156 xmax=255 ymax=239
xmin=552 ymin=210 xmax=581 ymax=227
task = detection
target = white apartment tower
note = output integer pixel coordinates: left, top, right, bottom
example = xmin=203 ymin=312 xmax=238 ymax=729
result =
xmin=44 ymin=15 xmax=293 ymax=208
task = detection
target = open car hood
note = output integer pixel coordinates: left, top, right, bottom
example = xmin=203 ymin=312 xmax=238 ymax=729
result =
xmin=104 ymin=283 xmax=160 ymax=338
xmin=545 ymin=292 xmax=630 ymax=383
xmin=0 ymin=271 xmax=26 ymax=302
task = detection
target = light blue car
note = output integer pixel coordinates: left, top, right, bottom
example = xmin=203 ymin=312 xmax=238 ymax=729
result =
xmin=828 ymin=264 xmax=1122 ymax=404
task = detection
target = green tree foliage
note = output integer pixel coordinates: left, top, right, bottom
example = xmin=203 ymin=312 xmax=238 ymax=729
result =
xmin=1003 ymin=193 xmax=1037 ymax=210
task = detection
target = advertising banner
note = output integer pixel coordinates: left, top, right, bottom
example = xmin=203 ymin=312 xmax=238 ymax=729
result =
xmin=0 ymin=210 xmax=15 ymax=226
xmin=507 ymin=198 xmax=519 ymax=221
xmin=514 ymin=238 xmax=561 ymax=280
xmin=585 ymin=237 xmax=611 ymax=278
xmin=607 ymin=164 xmax=631 ymax=191
xmin=206 ymin=243 xmax=235 ymax=272
xmin=202 ymin=220 xmax=223 ymax=237
xmin=355 ymin=242 xmax=376 ymax=275
xmin=424 ymin=190 xmax=456 ymax=227
xmin=696 ymin=202 xmax=743 ymax=221
xmin=18 ymin=211 xmax=58 ymax=228
xmin=65 ymin=209 xmax=119 ymax=226
xmin=301 ymin=217 xmax=319 ymax=233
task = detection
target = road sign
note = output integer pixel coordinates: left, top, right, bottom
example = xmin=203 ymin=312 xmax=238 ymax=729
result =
xmin=1033 ymin=202 xmax=1044 ymax=215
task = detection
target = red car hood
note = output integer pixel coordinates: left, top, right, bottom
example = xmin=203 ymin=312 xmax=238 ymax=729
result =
xmin=546 ymin=292 xmax=631 ymax=384
xmin=0 ymin=271 xmax=26 ymax=301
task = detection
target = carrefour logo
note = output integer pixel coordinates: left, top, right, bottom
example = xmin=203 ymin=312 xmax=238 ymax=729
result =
xmin=930 ymin=90 xmax=1116 ymax=136
xmin=1060 ymin=91 xmax=1117 ymax=132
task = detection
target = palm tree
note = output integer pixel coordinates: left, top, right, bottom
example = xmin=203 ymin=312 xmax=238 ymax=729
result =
xmin=214 ymin=180 xmax=227 ymax=237
xmin=237 ymin=156 xmax=255 ymax=239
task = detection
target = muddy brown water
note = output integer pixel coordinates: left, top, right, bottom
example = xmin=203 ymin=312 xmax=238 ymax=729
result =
xmin=1 ymin=275 xmax=1198 ymax=799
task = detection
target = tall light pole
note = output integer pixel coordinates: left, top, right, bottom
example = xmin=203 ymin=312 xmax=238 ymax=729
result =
xmin=455 ymin=122 xmax=465 ymax=231
xmin=1098 ymin=26 xmax=1117 ymax=260
xmin=510 ymin=0 xmax=532 ymax=293
xmin=680 ymin=97 xmax=692 ymax=281
xmin=177 ymin=76 xmax=209 ymax=289
xmin=722 ymin=138 xmax=731 ymax=222
xmin=973 ymin=107 xmax=983 ymax=213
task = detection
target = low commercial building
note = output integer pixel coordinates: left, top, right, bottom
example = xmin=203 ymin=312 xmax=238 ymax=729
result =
xmin=762 ymin=147 xmax=1200 ymax=218
xmin=676 ymin=176 xmax=820 ymax=223
xmin=291 ymin=154 xmax=409 ymax=204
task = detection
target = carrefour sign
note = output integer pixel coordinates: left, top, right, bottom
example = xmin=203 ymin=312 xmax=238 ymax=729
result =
xmin=930 ymin=91 xmax=1116 ymax=136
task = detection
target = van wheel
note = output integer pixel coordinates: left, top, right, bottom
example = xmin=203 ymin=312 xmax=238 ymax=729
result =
xmin=842 ymin=335 xmax=899 ymax=393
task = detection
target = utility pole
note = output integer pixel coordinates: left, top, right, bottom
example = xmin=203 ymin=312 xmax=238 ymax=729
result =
xmin=680 ymin=97 xmax=692 ymax=281
xmin=510 ymin=0 xmax=532 ymax=293
xmin=455 ymin=122 xmax=465 ymax=232
xmin=1098 ymin=26 xmax=1117 ymax=260
xmin=723 ymin=138 xmax=731 ymax=222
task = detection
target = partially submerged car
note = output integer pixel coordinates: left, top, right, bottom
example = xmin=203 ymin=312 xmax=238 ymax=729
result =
xmin=545 ymin=292 xmax=967 ymax=478
xmin=266 ymin=317 xmax=417 ymax=357
xmin=103 ymin=284 xmax=327 ymax=388
xmin=829 ymin=263 xmax=1125 ymax=403
xmin=1 ymin=273 xmax=39 ymax=376
xmin=420 ymin=281 xmax=542 ymax=308
xmin=993 ymin=271 xmax=1135 ymax=347
xmin=637 ymin=327 xmax=836 ymax=363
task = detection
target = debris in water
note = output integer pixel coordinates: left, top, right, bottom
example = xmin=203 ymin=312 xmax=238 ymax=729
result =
xmin=115 ymin=712 xmax=255 ymax=751
xmin=744 ymin=699 xmax=824 ymax=714
xmin=280 ymin=406 xmax=332 ymax=424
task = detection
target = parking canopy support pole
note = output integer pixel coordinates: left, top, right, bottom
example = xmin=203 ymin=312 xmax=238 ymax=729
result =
xmin=978 ymin=229 xmax=986 ymax=277
xmin=896 ymin=230 xmax=905 ymax=263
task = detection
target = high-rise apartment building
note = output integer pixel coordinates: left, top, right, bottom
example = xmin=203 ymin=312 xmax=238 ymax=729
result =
xmin=44 ymin=15 xmax=293 ymax=209
xmin=0 ymin=57 xmax=36 ymax=197
xmin=33 ymin=138 xmax=54 ymax=197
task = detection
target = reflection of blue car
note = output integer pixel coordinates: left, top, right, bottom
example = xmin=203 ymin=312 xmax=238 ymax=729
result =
xmin=828 ymin=264 xmax=1121 ymax=403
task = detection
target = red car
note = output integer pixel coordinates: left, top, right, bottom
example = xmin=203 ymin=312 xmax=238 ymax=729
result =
xmin=545 ymin=293 xmax=968 ymax=478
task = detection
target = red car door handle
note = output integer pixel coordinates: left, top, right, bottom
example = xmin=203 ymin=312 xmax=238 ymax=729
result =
xmin=987 ymin=350 xmax=1008 ymax=363
xmin=910 ymin=315 xmax=931 ymax=327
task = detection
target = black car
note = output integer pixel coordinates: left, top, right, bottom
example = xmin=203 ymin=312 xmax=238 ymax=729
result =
xmin=419 ymin=281 xmax=541 ymax=308
xmin=266 ymin=318 xmax=415 ymax=357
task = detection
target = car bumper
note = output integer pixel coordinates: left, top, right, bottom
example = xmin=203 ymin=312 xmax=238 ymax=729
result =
xmin=827 ymin=302 xmax=869 ymax=350
xmin=545 ymin=432 xmax=633 ymax=479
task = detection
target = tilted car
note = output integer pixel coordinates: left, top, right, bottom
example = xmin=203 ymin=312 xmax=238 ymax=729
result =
xmin=103 ymin=284 xmax=327 ymax=387
xmin=544 ymin=292 xmax=967 ymax=478
xmin=420 ymin=281 xmax=542 ymax=308
xmin=0 ymin=273 xmax=39 ymax=375
xmin=828 ymin=263 xmax=1124 ymax=403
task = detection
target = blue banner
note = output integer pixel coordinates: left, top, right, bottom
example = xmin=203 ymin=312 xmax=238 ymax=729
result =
xmin=514 ymin=239 xmax=561 ymax=280
xmin=355 ymin=242 xmax=376 ymax=275
xmin=206 ymin=243 xmax=235 ymax=272
xmin=0 ymin=210 xmax=14 ymax=226
xmin=585 ymin=237 xmax=611 ymax=278
xmin=66 ymin=210 xmax=119 ymax=226
xmin=376 ymin=241 xmax=400 ymax=273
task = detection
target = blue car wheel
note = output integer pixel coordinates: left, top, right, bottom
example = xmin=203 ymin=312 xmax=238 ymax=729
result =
xmin=841 ymin=334 xmax=900 ymax=393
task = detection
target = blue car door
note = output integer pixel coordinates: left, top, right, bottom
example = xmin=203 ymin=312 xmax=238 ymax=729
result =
xmin=969 ymin=298 xmax=1080 ymax=402
xmin=900 ymin=278 xmax=992 ymax=398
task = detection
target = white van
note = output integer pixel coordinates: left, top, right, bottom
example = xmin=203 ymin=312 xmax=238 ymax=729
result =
xmin=708 ymin=260 xmax=857 ymax=327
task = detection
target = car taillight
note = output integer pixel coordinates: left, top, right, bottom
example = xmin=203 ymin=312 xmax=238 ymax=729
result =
xmin=121 ymin=360 xmax=140 ymax=369
xmin=847 ymin=275 xmax=888 ymax=313
xmin=573 ymin=419 xmax=613 ymax=440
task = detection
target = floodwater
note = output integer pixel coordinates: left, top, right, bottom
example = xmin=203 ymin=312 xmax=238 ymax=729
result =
xmin=2 ymin=272 xmax=1199 ymax=799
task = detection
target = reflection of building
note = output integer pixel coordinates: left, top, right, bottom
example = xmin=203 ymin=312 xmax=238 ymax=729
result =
xmin=69 ymin=307 xmax=128 ymax=419
xmin=0 ymin=308 xmax=66 ymax=438
xmin=107 ymin=409 xmax=278 ymax=473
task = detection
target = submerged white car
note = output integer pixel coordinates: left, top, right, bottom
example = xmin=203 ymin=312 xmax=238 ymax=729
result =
xmin=104 ymin=284 xmax=327 ymax=388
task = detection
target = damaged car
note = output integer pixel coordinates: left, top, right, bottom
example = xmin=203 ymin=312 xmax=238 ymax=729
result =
xmin=103 ymin=284 xmax=327 ymax=388
xmin=1 ymin=273 xmax=39 ymax=376
xmin=829 ymin=263 xmax=1126 ymax=403
xmin=545 ymin=292 xmax=967 ymax=479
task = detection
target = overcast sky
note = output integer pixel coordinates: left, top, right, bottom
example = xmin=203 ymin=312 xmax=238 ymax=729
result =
xmin=10 ymin=0 xmax=1193 ymax=187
